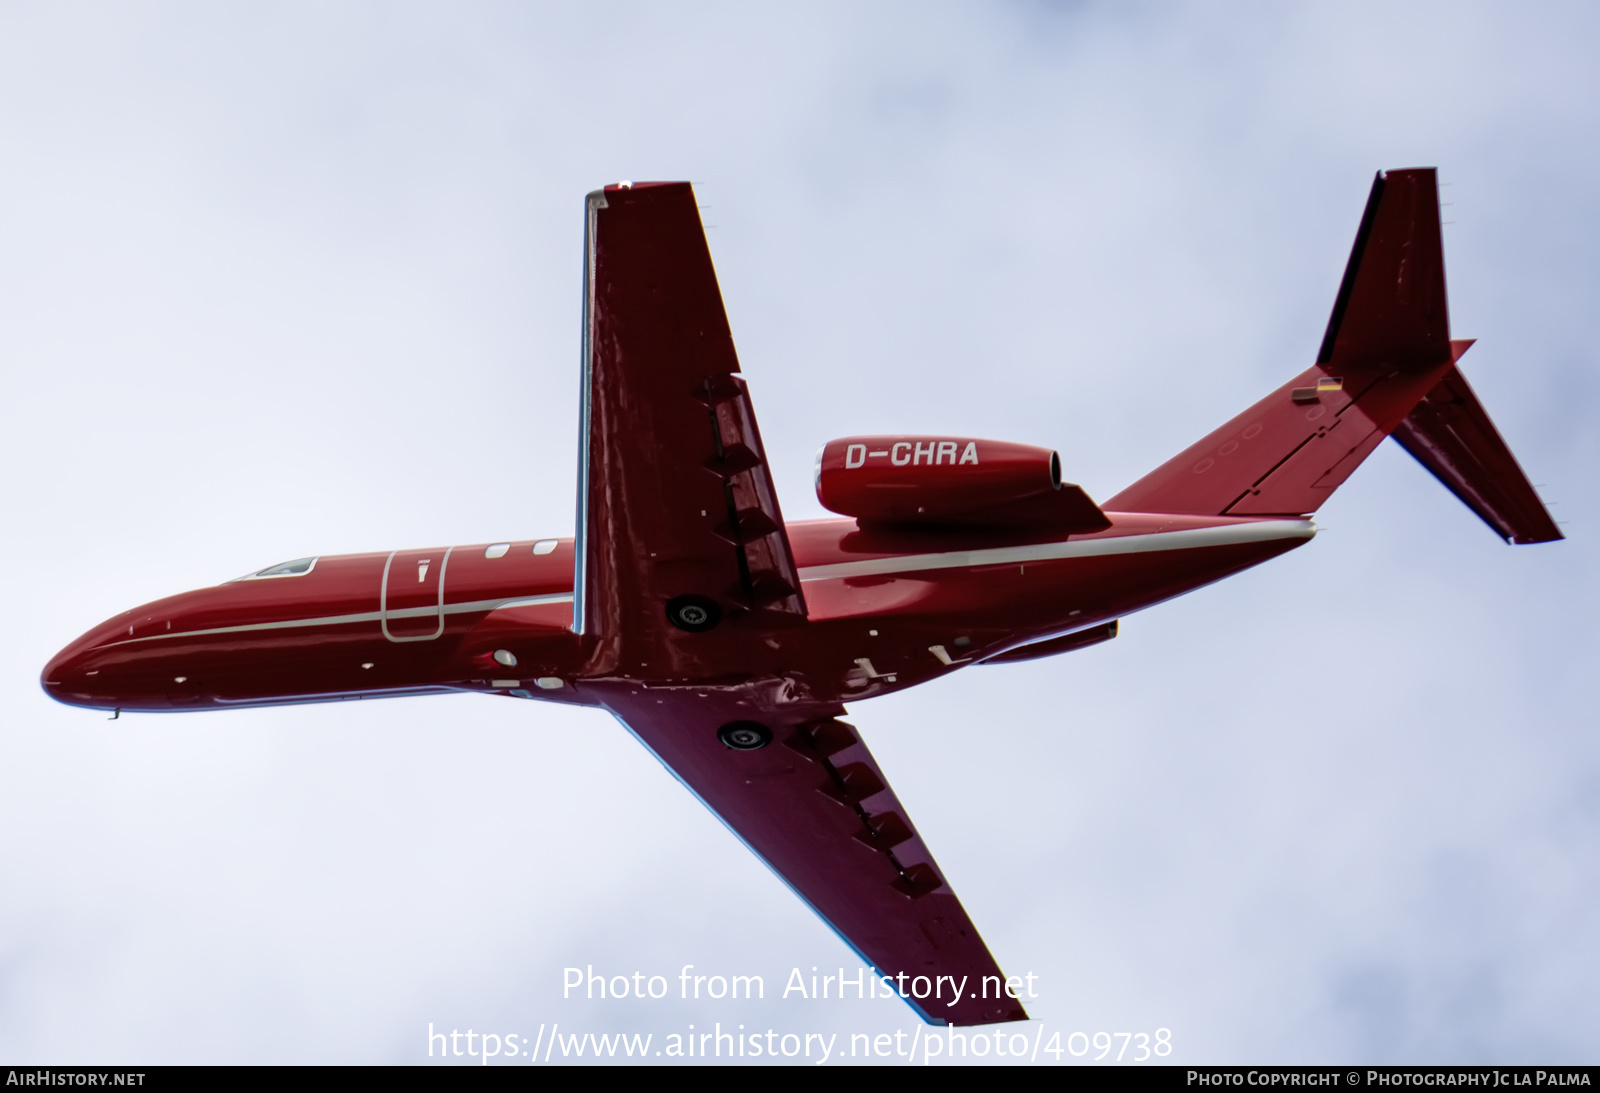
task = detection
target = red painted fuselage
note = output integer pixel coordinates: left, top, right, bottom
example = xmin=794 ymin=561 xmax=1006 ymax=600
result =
xmin=42 ymin=513 xmax=1312 ymax=714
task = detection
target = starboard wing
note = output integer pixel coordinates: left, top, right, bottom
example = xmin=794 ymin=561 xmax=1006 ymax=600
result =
xmin=594 ymin=684 xmax=1028 ymax=1026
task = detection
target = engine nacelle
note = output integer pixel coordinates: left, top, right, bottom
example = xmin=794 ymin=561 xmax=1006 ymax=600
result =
xmin=815 ymin=436 xmax=1108 ymax=532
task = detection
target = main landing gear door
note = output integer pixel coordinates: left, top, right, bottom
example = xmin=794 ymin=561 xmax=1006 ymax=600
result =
xmin=382 ymin=547 xmax=452 ymax=642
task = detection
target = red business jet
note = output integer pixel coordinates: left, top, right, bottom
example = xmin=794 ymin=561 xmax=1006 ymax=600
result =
xmin=42 ymin=169 xmax=1559 ymax=1026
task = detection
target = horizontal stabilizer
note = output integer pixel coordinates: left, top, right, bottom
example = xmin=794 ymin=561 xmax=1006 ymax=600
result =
xmin=1390 ymin=352 xmax=1562 ymax=544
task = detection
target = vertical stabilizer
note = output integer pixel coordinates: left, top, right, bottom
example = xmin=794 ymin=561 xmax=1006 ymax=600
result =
xmin=1106 ymin=169 xmax=1559 ymax=544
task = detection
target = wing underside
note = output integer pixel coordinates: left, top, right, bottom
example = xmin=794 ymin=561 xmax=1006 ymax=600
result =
xmin=576 ymin=182 xmax=804 ymax=675
xmin=597 ymin=686 xmax=1027 ymax=1026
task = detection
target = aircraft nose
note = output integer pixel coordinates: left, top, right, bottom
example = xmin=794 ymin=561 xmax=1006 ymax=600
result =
xmin=41 ymin=627 xmax=119 ymax=710
xmin=43 ymin=589 xmax=211 ymax=712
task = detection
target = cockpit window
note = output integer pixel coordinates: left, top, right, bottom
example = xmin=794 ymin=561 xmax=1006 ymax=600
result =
xmin=238 ymin=557 xmax=318 ymax=580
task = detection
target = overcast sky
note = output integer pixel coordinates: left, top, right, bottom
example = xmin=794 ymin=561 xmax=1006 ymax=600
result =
xmin=2 ymin=0 xmax=1596 ymax=1066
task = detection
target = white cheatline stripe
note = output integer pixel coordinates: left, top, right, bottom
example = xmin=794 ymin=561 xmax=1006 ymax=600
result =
xmin=106 ymin=592 xmax=575 ymax=647
xmin=795 ymin=520 xmax=1315 ymax=583
xmin=212 ymin=685 xmax=457 ymax=706
xmin=105 ymin=522 xmax=1310 ymax=647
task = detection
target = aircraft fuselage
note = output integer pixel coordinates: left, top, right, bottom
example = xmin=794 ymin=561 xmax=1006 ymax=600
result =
xmin=43 ymin=512 xmax=1313 ymax=714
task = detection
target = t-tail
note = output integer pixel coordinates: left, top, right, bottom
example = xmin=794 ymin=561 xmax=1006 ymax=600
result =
xmin=1105 ymin=168 xmax=1562 ymax=545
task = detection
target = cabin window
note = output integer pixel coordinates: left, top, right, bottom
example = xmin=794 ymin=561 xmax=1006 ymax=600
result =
xmin=532 ymin=539 xmax=558 ymax=555
xmin=241 ymin=557 xmax=317 ymax=580
xmin=485 ymin=543 xmax=511 ymax=559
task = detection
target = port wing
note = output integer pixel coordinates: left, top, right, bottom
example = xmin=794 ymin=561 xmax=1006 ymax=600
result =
xmin=574 ymin=182 xmax=805 ymax=669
